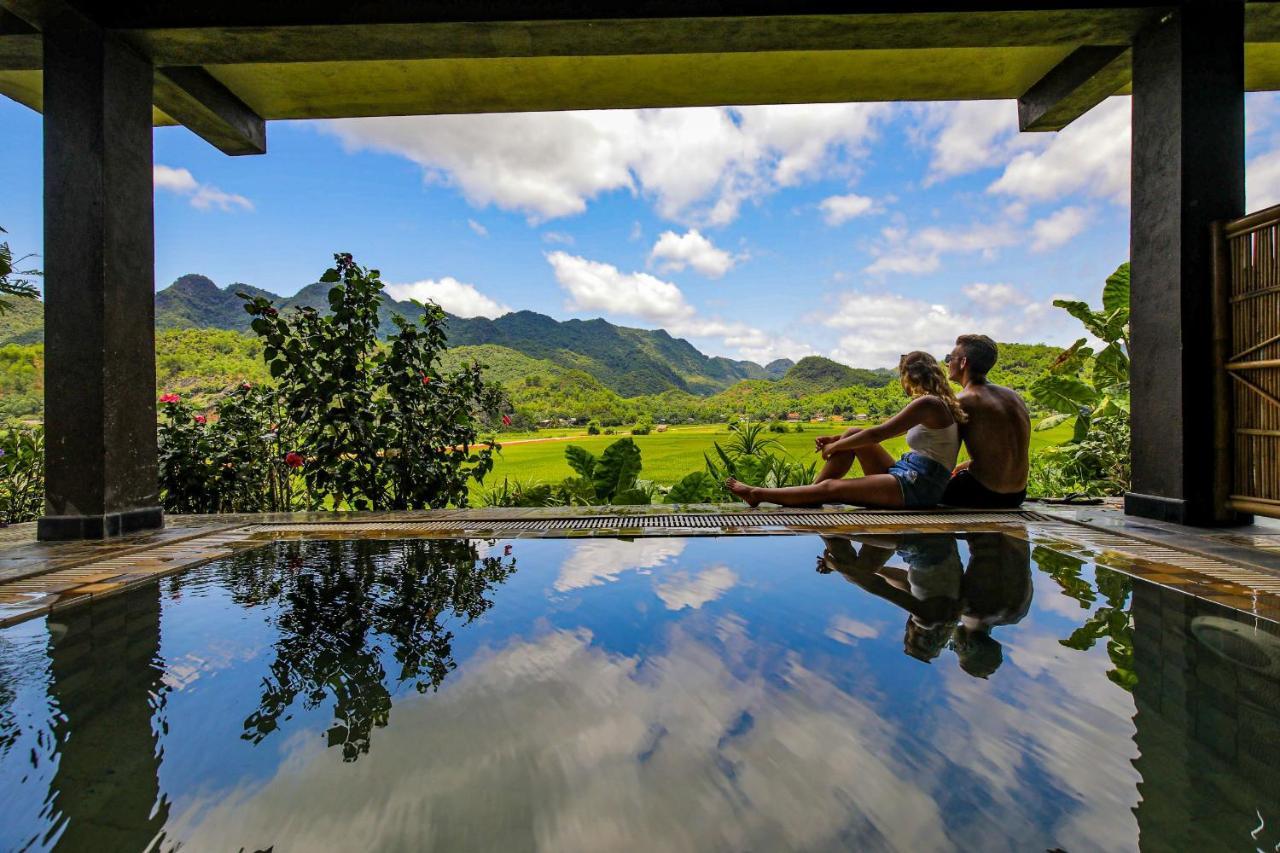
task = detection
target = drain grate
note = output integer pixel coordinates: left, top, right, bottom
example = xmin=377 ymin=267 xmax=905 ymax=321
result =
xmin=246 ymin=510 xmax=1036 ymax=535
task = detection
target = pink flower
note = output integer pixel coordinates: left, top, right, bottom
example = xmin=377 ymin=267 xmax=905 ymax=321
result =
xmin=159 ymin=393 xmax=180 ymax=404
xmin=285 ymin=451 xmax=305 ymax=469
xmin=194 ymin=414 xmax=207 ymax=425
xmin=501 ymin=414 xmax=513 ymax=427
xmin=240 ymin=382 xmax=252 ymax=391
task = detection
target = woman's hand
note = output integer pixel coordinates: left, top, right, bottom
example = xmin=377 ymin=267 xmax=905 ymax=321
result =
xmin=814 ymin=434 xmax=838 ymax=453
xmin=820 ymin=439 xmax=845 ymax=460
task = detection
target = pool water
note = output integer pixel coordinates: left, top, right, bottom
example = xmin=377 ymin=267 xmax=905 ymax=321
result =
xmin=1 ymin=533 xmax=1278 ymax=852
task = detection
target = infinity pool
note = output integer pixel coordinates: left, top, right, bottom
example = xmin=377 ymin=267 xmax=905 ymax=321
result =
xmin=1 ymin=533 xmax=1278 ymax=851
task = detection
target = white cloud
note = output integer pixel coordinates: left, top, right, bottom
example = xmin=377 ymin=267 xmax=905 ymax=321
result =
xmin=962 ymin=283 xmax=1029 ymax=306
xmin=542 ymin=231 xmax=575 ymax=245
xmin=154 ymin=164 xmax=253 ymax=212
xmin=825 ymin=289 xmax=1053 ymax=367
xmin=653 ymin=565 xmax=738 ymax=610
xmin=153 ymin=164 xmax=198 ymax=193
xmin=548 ymin=251 xmax=696 ymax=324
xmin=826 ymin=615 xmax=880 ymax=645
xmin=1248 ymin=147 xmax=1280 ymax=210
xmin=1030 ymin=206 xmax=1090 ymax=252
xmin=915 ymin=101 xmax=1040 ymax=185
xmin=323 ymin=103 xmax=888 ymax=226
xmin=467 ymin=218 xmax=488 ymax=237
xmin=819 ymin=193 xmax=876 ymax=226
xmin=383 ymin=276 xmax=511 ymax=318
xmin=988 ymin=97 xmax=1131 ymax=204
xmin=864 ymin=221 xmax=1019 ymax=276
xmin=545 ymin=251 xmax=804 ymax=363
xmin=554 ymin=539 xmax=686 ymax=592
xmin=649 ymin=229 xmax=738 ymax=278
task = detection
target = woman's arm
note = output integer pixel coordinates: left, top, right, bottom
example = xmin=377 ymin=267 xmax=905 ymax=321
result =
xmin=821 ymin=397 xmax=935 ymax=457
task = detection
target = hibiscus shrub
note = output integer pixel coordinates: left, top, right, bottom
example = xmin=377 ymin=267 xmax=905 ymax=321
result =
xmin=158 ymin=384 xmax=297 ymax=513
xmin=236 ymin=252 xmax=504 ymax=511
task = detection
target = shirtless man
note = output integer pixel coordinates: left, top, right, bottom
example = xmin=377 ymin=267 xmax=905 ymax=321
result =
xmin=940 ymin=334 xmax=1030 ymax=508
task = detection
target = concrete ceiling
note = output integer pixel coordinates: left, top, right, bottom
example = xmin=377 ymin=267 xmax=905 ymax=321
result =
xmin=2 ymin=3 xmax=1278 ymax=139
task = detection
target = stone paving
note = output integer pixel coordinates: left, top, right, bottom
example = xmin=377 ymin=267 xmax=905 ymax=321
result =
xmin=1 ymin=503 xmax=1279 ymax=629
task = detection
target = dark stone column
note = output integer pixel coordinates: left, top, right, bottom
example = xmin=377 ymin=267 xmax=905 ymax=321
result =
xmin=1126 ymin=2 xmax=1245 ymax=526
xmin=38 ymin=8 xmax=163 ymax=539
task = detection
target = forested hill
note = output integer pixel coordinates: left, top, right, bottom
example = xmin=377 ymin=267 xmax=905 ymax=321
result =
xmin=112 ymin=274 xmax=795 ymax=396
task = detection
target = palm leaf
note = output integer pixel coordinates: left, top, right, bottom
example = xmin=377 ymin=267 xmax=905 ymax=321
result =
xmin=1030 ymin=374 xmax=1099 ymax=415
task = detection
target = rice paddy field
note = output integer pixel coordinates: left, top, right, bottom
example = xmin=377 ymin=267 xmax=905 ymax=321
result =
xmin=474 ymin=422 xmax=1075 ymax=501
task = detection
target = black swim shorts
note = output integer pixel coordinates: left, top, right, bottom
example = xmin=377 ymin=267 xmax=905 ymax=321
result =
xmin=940 ymin=469 xmax=1026 ymax=509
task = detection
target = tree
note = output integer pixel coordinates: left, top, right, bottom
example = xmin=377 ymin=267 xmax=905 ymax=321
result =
xmin=0 ymin=227 xmax=40 ymax=315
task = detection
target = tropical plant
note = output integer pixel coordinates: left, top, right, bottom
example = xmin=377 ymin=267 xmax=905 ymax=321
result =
xmin=631 ymin=416 xmax=654 ymax=436
xmin=479 ymin=476 xmax=555 ymax=508
xmin=1029 ymin=262 xmax=1131 ymax=495
xmin=0 ymin=226 xmax=40 ymax=316
xmin=557 ymin=437 xmax=651 ymax=504
xmin=0 ymin=425 xmax=43 ymax=524
xmin=240 ymin=253 xmax=505 ymax=510
xmin=722 ymin=420 xmax=783 ymax=457
xmin=1033 ymin=545 xmax=1135 ymax=691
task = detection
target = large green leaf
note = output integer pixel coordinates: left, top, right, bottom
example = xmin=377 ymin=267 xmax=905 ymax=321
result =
xmin=556 ymin=476 xmax=597 ymax=505
xmin=1048 ymin=339 xmax=1093 ymax=376
xmin=667 ymin=470 xmax=719 ymax=503
xmin=1035 ymin=413 xmax=1071 ymax=431
xmin=1071 ymin=410 xmax=1092 ymax=443
xmin=1091 ymin=342 xmax=1129 ymax=387
xmin=612 ymin=488 xmax=652 ymax=506
xmin=564 ymin=445 xmax=597 ymax=480
xmin=1052 ymin=300 xmax=1126 ymax=344
xmin=1030 ymin=374 xmax=1099 ymax=415
xmin=592 ymin=437 xmax=643 ymax=501
xmin=1102 ymin=262 xmax=1130 ymax=316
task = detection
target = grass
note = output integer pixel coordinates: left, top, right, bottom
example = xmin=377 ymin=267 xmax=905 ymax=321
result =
xmin=472 ymin=421 xmax=1075 ymax=501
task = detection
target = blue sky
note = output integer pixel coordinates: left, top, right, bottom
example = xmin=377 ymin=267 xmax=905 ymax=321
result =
xmin=4 ymin=94 xmax=1280 ymax=367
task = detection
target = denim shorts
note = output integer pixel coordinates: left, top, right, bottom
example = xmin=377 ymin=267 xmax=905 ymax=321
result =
xmin=888 ymin=451 xmax=953 ymax=509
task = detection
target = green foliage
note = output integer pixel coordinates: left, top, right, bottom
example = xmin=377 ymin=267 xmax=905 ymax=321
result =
xmin=665 ymin=470 xmax=722 ymax=504
xmin=157 ymin=385 xmax=296 ymax=513
xmin=1034 ymin=545 xmax=1135 ymax=691
xmin=478 ymin=477 xmax=555 ymax=507
xmin=226 ymin=538 xmax=517 ymax=761
xmin=239 ymin=253 xmax=504 ymax=511
xmin=0 ymin=227 xmax=40 ymax=316
xmin=586 ymin=419 xmax=601 ymax=435
xmin=0 ymin=425 xmax=43 ymax=524
xmin=593 ymin=438 xmax=643 ymax=500
xmin=548 ymin=437 xmax=651 ymax=504
xmin=631 ymin=416 xmax=654 ymax=435
xmin=1029 ymin=261 xmax=1131 ymax=495
xmin=768 ymin=420 xmax=788 ymax=433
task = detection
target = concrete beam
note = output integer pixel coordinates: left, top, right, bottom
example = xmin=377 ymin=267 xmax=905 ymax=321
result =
xmin=1018 ymin=45 xmax=1129 ymax=131
xmin=0 ymin=8 xmax=39 ymax=70
xmin=1126 ymin=2 xmax=1246 ymax=526
xmin=154 ymin=66 xmax=265 ymax=155
xmin=39 ymin=4 xmax=162 ymax=539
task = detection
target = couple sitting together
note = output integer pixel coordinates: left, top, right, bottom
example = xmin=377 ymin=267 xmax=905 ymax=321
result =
xmin=727 ymin=334 xmax=1030 ymax=510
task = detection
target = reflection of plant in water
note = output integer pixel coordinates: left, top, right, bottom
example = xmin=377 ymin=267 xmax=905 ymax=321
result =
xmin=1032 ymin=545 xmax=1136 ymax=691
xmin=223 ymin=539 xmax=516 ymax=761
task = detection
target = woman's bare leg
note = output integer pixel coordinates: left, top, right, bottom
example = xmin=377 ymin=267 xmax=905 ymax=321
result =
xmin=727 ymin=474 xmax=904 ymax=508
xmin=815 ymin=428 xmax=896 ymax=482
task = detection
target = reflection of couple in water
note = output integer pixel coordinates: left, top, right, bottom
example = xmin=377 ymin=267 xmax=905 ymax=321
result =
xmin=818 ymin=533 xmax=1032 ymax=678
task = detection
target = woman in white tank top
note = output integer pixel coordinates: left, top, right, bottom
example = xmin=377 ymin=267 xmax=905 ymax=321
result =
xmin=727 ymin=351 xmax=967 ymax=509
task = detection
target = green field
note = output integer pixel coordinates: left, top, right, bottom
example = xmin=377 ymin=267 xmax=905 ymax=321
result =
xmin=473 ymin=421 xmax=1074 ymax=501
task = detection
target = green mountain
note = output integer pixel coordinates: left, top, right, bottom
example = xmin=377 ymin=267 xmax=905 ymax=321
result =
xmin=152 ymin=276 xmax=795 ymax=396
xmin=775 ymin=356 xmax=896 ymax=395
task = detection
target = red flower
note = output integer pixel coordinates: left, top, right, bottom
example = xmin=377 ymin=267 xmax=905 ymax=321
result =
xmin=159 ymin=393 xmax=180 ymax=404
xmin=501 ymin=414 xmax=513 ymax=427
xmin=421 ymin=374 xmax=432 ymax=385
xmin=263 ymin=307 xmax=278 ymax=317
xmin=240 ymin=382 xmax=252 ymax=391
xmin=285 ymin=451 xmax=305 ymax=469
xmin=194 ymin=414 xmax=207 ymax=425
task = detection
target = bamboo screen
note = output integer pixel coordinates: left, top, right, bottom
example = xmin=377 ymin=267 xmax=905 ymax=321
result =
xmin=1224 ymin=206 xmax=1280 ymax=518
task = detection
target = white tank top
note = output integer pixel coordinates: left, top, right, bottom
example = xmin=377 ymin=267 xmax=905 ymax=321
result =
xmin=905 ymin=419 xmax=960 ymax=469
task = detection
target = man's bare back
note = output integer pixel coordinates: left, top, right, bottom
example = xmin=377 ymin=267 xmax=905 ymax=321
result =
xmin=957 ymin=382 xmax=1030 ymax=493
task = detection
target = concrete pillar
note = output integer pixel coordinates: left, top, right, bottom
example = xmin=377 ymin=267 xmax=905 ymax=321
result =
xmin=1126 ymin=2 xmax=1245 ymax=526
xmin=38 ymin=8 xmax=162 ymax=539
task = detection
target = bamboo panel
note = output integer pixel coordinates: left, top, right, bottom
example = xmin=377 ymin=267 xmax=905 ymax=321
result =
xmin=1225 ymin=209 xmax=1280 ymax=516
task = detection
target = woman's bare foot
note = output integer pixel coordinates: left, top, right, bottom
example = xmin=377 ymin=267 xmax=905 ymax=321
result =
xmin=725 ymin=477 xmax=761 ymax=508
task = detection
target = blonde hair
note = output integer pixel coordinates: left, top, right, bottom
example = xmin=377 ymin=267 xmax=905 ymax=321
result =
xmin=899 ymin=351 xmax=968 ymax=424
